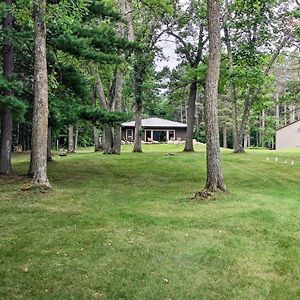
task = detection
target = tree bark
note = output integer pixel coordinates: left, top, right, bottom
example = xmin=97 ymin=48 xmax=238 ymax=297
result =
xmin=47 ymin=126 xmax=52 ymax=162
xmin=133 ymin=101 xmax=143 ymax=152
xmin=183 ymin=80 xmax=197 ymax=152
xmin=67 ymin=125 xmax=75 ymax=153
xmin=94 ymin=127 xmax=100 ymax=151
xmin=204 ymin=0 xmax=225 ymax=192
xmin=284 ymin=103 xmax=287 ymax=125
xmin=132 ymin=56 xmax=146 ymax=153
xmin=223 ymin=125 xmax=227 ymax=148
xmin=112 ymin=68 xmax=123 ymax=155
xmin=290 ymin=104 xmax=295 ymax=123
xmin=92 ymin=90 xmax=101 ymax=151
xmin=261 ymin=109 xmax=265 ymax=147
xmin=29 ymin=0 xmax=50 ymax=187
xmin=275 ymin=91 xmax=280 ymax=128
xmin=0 ymin=0 xmax=14 ymax=175
xmin=103 ymin=126 xmax=113 ymax=154
xmin=74 ymin=127 xmax=78 ymax=150
xmin=224 ymin=0 xmax=239 ymax=153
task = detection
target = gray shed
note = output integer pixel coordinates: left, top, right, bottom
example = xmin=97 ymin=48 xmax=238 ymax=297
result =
xmin=276 ymin=120 xmax=300 ymax=150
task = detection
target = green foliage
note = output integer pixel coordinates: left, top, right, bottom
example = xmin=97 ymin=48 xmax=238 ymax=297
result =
xmin=0 ymin=75 xmax=23 ymax=93
xmin=0 ymin=75 xmax=27 ymax=119
xmin=53 ymin=33 xmax=122 ymax=64
xmin=59 ymin=65 xmax=90 ymax=100
xmin=79 ymin=106 xmax=132 ymax=126
xmin=0 ymin=95 xmax=28 ymax=120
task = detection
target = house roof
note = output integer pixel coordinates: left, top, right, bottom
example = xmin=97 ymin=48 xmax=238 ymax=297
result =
xmin=122 ymin=117 xmax=187 ymax=128
xmin=276 ymin=119 xmax=300 ymax=131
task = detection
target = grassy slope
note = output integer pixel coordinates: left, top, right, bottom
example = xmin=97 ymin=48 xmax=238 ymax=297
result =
xmin=1 ymin=145 xmax=300 ymax=299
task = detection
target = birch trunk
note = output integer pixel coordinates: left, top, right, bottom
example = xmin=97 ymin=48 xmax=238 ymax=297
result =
xmin=30 ymin=0 xmax=50 ymax=187
xmin=204 ymin=0 xmax=225 ymax=192
xmin=0 ymin=0 xmax=14 ymax=175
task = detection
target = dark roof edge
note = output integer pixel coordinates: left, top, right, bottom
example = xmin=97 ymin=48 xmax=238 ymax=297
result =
xmin=276 ymin=119 xmax=300 ymax=131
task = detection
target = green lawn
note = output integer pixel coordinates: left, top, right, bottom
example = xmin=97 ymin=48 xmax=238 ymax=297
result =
xmin=1 ymin=145 xmax=300 ymax=299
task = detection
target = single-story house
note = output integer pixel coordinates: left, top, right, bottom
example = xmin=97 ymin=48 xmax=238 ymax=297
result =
xmin=276 ymin=120 xmax=300 ymax=150
xmin=121 ymin=117 xmax=187 ymax=143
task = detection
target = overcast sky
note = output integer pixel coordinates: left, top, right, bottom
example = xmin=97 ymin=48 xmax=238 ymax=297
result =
xmin=155 ymin=0 xmax=298 ymax=71
xmin=154 ymin=0 xmax=190 ymax=71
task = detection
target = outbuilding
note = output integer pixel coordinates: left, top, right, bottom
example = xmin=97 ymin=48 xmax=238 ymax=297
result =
xmin=121 ymin=117 xmax=187 ymax=143
xmin=276 ymin=120 xmax=300 ymax=150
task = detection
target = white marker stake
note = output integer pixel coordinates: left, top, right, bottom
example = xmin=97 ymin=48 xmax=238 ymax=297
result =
xmin=267 ymin=157 xmax=269 ymax=161
xmin=284 ymin=160 xmax=287 ymax=164
xmin=275 ymin=157 xmax=278 ymax=162
xmin=291 ymin=161 xmax=294 ymax=166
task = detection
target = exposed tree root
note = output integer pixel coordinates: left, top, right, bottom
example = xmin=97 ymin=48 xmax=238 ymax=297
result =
xmin=21 ymin=183 xmax=51 ymax=193
xmin=190 ymin=189 xmax=227 ymax=201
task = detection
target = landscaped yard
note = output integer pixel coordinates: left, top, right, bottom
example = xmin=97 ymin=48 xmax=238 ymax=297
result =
xmin=1 ymin=145 xmax=300 ymax=299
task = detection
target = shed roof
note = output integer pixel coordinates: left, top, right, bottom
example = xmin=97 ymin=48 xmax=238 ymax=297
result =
xmin=122 ymin=117 xmax=187 ymax=128
xmin=276 ymin=119 xmax=300 ymax=131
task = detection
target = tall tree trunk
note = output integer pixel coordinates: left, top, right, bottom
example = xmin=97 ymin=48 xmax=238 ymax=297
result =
xmin=0 ymin=0 xmax=14 ymax=175
xmin=284 ymin=103 xmax=287 ymax=125
xmin=103 ymin=126 xmax=113 ymax=154
xmin=29 ymin=0 xmax=50 ymax=187
xmin=132 ymin=57 xmax=145 ymax=153
xmin=275 ymin=91 xmax=280 ymax=128
xmin=224 ymin=0 xmax=239 ymax=153
xmin=223 ymin=125 xmax=227 ymax=148
xmin=74 ymin=127 xmax=78 ymax=150
xmin=183 ymin=80 xmax=197 ymax=152
xmin=260 ymin=109 xmax=265 ymax=147
xmin=92 ymin=91 xmax=101 ymax=152
xmin=235 ymin=89 xmax=252 ymax=153
xmin=204 ymin=0 xmax=225 ymax=192
xmin=94 ymin=127 xmax=100 ymax=151
xmin=290 ymin=104 xmax=295 ymax=123
xmin=133 ymin=101 xmax=143 ymax=152
xmin=244 ymin=134 xmax=248 ymax=149
xmin=67 ymin=125 xmax=75 ymax=153
xmin=47 ymin=126 xmax=52 ymax=162
xmin=112 ymin=68 xmax=123 ymax=155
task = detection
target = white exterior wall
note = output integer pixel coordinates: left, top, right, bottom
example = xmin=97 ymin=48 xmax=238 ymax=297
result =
xmin=276 ymin=121 xmax=300 ymax=150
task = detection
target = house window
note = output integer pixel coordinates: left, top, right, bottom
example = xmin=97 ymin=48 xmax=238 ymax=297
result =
xmin=168 ymin=130 xmax=175 ymax=141
xmin=126 ymin=129 xmax=133 ymax=140
xmin=153 ymin=131 xmax=167 ymax=142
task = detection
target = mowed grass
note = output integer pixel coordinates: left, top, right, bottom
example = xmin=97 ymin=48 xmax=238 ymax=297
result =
xmin=1 ymin=144 xmax=300 ymax=299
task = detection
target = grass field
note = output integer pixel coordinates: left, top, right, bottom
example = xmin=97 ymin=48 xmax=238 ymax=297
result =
xmin=1 ymin=144 xmax=300 ymax=299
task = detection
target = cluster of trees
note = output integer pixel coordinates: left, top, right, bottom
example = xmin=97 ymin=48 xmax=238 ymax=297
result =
xmin=0 ymin=0 xmax=151 ymax=186
xmin=155 ymin=0 xmax=300 ymax=153
xmin=1 ymin=0 xmax=300 ymax=193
